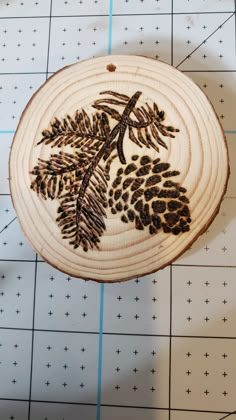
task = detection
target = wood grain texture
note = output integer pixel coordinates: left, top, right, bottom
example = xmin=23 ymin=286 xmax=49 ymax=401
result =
xmin=9 ymin=55 xmax=229 ymax=282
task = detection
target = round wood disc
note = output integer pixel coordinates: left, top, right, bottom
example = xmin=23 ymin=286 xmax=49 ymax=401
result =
xmin=10 ymin=55 xmax=229 ymax=282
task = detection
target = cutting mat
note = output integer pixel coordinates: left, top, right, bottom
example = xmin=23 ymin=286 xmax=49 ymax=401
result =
xmin=0 ymin=1 xmax=236 ymax=419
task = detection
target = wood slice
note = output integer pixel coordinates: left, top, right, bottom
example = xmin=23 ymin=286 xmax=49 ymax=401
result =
xmin=9 ymin=55 xmax=229 ymax=282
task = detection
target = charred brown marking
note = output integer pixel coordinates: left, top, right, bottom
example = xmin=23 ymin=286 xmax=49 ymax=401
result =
xmin=164 ymin=213 xmax=180 ymax=227
xmin=168 ymin=200 xmax=182 ymax=211
xmin=122 ymin=191 xmax=129 ymax=202
xmin=114 ymin=189 xmax=122 ymax=201
xmin=116 ymin=202 xmax=123 ymax=211
xmin=117 ymin=168 xmax=123 ymax=176
xmin=131 ymin=189 xmax=144 ymax=204
xmin=30 ymin=89 xmax=189 ymax=251
xmin=179 ymin=195 xmax=189 ymax=203
xmin=178 ymin=205 xmax=190 ymax=217
xmin=140 ymin=204 xmax=151 ymax=226
xmin=125 ymin=163 xmax=137 ymax=175
xmin=152 ymin=215 xmax=161 ymax=229
xmin=163 ymin=170 xmax=180 ymax=178
xmin=163 ymin=180 xmax=178 ymax=188
xmin=131 ymin=178 xmax=145 ymax=191
xmin=153 ymin=162 xmax=170 ymax=173
xmin=149 ymin=225 xmax=157 ymax=234
xmin=152 ymin=200 xmax=166 ymax=213
xmin=140 ymin=155 xmax=151 ymax=165
xmin=109 ymin=153 xmax=191 ymax=236
xmin=136 ymin=165 xmax=151 ymax=177
xmin=112 ymin=176 xmax=122 ymax=188
xmin=121 ymin=214 xmax=128 ymax=223
xmin=134 ymin=200 xmax=144 ymax=212
xmin=162 ymin=223 xmax=171 ymax=233
xmin=158 ymin=190 xmax=180 ymax=198
xmin=146 ymin=175 xmax=161 ymax=187
xmin=182 ymin=225 xmax=190 ymax=232
xmin=144 ymin=187 xmax=159 ymax=201
xmin=172 ymin=226 xmax=181 ymax=235
xmin=135 ymin=216 xmax=144 ymax=230
xmin=127 ymin=209 xmax=135 ymax=221
xmin=123 ymin=178 xmax=134 ymax=189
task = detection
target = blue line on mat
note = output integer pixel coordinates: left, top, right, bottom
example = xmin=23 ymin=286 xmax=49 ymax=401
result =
xmin=108 ymin=0 xmax=113 ymax=55
xmin=225 ymin=130 xmax=236 ymax=134
xmin=96 ymin=283 xmax=105 ymax=420
xmin=0 ymin=130 xmax=15 ymax=134
xmin=96 ymin=3 xmax=113 ymax=419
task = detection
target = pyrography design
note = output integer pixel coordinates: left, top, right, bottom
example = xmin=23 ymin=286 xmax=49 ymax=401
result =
xmin=30 ymin=91 xmax=191 ymax=252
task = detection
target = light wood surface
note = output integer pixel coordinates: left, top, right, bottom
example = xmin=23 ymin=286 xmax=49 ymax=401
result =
xmin=9 ymin=55 xmax=229 ymax=282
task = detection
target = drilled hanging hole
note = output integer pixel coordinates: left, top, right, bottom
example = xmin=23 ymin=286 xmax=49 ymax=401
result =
xmin=106 ymin=63 xmax=116 ymax=72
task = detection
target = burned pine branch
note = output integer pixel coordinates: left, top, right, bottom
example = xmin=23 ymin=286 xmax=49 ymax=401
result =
xmin=30 ymin=151 xmax=91 ymax=200
xmin=57 ymin=162 xmax=108 ymax=251
xmin=93 ymin=91 xmax=180 ymax=162
xmin=37 ymin=110 xmax=109 ymax=149
xmin=30 ymin=90 xmax=184 ymax=252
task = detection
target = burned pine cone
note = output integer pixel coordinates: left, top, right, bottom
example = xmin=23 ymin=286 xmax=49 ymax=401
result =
xmin=109 ymin=155 xmax=191 ymax=236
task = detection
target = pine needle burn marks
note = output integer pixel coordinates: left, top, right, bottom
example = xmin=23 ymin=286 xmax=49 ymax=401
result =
xmin=30 ymin=90 xmax=190 ymax=251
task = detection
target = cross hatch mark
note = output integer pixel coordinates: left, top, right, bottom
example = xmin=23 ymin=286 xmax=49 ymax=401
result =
xmin=176 ymin=12 xmax=235 ymax=69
